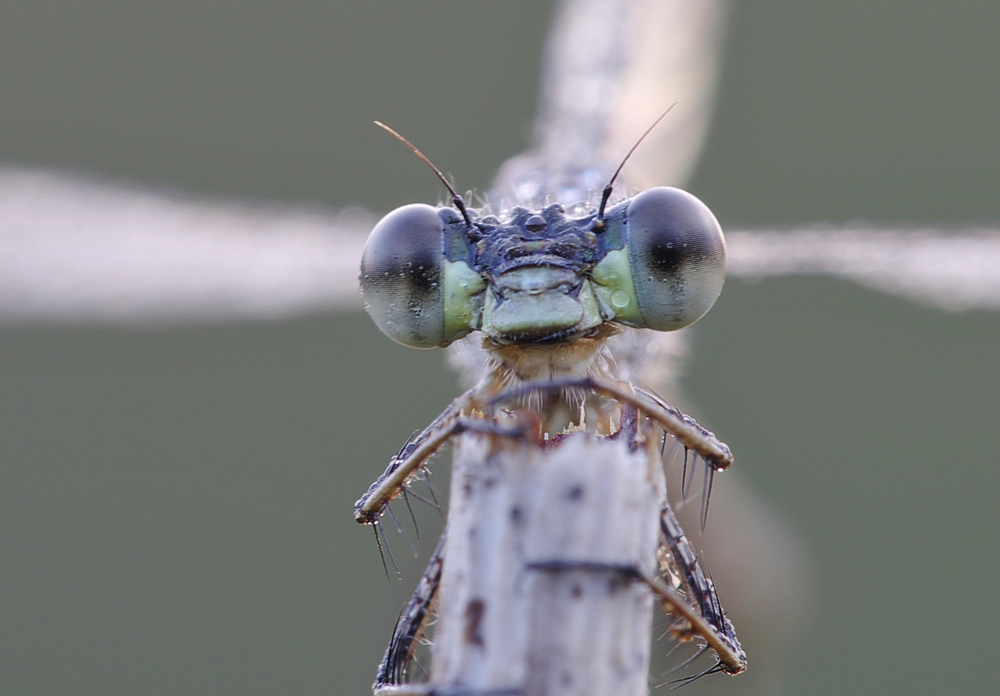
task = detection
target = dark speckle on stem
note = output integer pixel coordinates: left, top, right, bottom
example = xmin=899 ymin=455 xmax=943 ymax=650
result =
xmin=464 ymin=598 xmax=486 ymax=647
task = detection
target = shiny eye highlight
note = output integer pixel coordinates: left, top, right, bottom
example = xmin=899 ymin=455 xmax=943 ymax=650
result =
xmin=360 ymin=204 xmax=485 ymax=348
xmin=592 ymin=187 xmax=726 ymax=331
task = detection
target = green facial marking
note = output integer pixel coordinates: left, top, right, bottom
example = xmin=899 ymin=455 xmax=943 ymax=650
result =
xmin=443 ymin=259 xmax=486 ymax=342
xmin=590 ymin=247 xmax=644 ymax=326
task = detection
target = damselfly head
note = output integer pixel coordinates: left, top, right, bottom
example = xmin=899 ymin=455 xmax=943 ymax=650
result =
xmin=360 ymin=121 xmax=727 ymax=349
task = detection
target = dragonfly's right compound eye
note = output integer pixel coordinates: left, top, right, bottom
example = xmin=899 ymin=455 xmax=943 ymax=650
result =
xmin=592 ymin=187 xmax=726 ymax=332
xmin=360 ymin=204 xmax=485 ymax=348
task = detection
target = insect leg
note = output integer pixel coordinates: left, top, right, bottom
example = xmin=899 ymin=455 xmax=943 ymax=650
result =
xmin=356 ymin=391 xmax=529 ymax=526
xmin=642 ymin=572 xmax=745 ymax=675
xmin=374 ymin=531 xmax=446 ymax=691
xmin=483 ymin=376 xmax=733 ymax=471
xmin=354 ymin=390 xmax=475 ymax=525
xmin=616 ymin=380 xmax=732 ymax=471
xmin=525 ymin=553 xmax=745 ymax=677
xmin=659 ymin=504 xmax=746 ymax=675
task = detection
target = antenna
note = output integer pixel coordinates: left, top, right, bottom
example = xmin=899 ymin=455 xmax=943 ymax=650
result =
xmin=595 ymin=101 xmax=680 ymax=227
xmin=374 ymin=121 xmax=474 ymax=228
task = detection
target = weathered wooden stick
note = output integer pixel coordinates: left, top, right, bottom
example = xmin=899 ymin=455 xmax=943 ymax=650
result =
xmin=428 ymin=429 xmax=665 ymax=696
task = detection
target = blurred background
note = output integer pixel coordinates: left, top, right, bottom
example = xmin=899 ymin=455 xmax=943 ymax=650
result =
xmin=1 ymin=1 xmax=997 ymax=694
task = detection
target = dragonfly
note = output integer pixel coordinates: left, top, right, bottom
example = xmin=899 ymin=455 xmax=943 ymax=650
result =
xmin=1 ymin=1 xmax=998 ymax=694
xmin=353 ymin=105 xmax=748 ymax=691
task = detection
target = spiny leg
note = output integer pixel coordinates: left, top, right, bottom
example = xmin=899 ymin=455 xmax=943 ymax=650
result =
xmin=374 ymin=532 xmax=446 ymax=691
xmin=523 ymin=554 xmax=744 ymax=676
xmin=355 ymin=391 xmax=528 ymax=527
xmin=355 ymin=390 xmax=474 ymax=526
xmin=642 ymin=572 xmax=744 ymax=677
xmin=659 ymin=504 xmax=745 ymax=675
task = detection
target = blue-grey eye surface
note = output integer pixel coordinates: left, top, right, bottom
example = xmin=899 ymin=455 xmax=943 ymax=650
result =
xmin=625 ymin=187 xmax=726 ymax=331
xmin=360 ymin=203 xmax=446 ymax=348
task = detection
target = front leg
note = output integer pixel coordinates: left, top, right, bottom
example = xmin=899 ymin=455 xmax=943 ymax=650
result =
xmin=354 ymin=389 xmax=527 ymax=525
xmin=483 ymin=374 xmax=734 ymax=470
xmin=354 ymin=390 xmax=474 ymax=525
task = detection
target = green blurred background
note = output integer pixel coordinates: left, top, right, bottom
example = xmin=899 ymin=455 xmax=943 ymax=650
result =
xmin=0 ymin=2 xmax=997 ymax=694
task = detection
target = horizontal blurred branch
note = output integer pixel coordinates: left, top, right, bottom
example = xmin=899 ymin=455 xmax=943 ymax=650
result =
xmin=0 ymin=168 xmax=370 ymax=324
xmin=727 ymin=228 xmax=1000 ymax=311
xmin=1 ymin=167 xmax=998 ymax=325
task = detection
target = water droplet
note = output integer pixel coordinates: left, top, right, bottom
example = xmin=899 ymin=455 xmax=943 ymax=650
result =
xmin=611 ymin=290 xmax=631 ymax=308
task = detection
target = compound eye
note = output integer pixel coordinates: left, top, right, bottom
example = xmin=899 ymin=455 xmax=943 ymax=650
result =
xmin=360 ymin=204 xmax=447 ymax=348
xmin=626 ymin=187 xmax=726 ymax=331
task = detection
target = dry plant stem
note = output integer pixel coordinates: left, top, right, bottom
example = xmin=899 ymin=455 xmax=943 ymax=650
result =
xmin=426 ymin=429 xmax=665 ymax=696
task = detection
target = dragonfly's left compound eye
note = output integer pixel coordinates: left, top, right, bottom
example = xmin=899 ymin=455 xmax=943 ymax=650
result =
xmin=360 ymin=204 xmax=485 ymax=348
